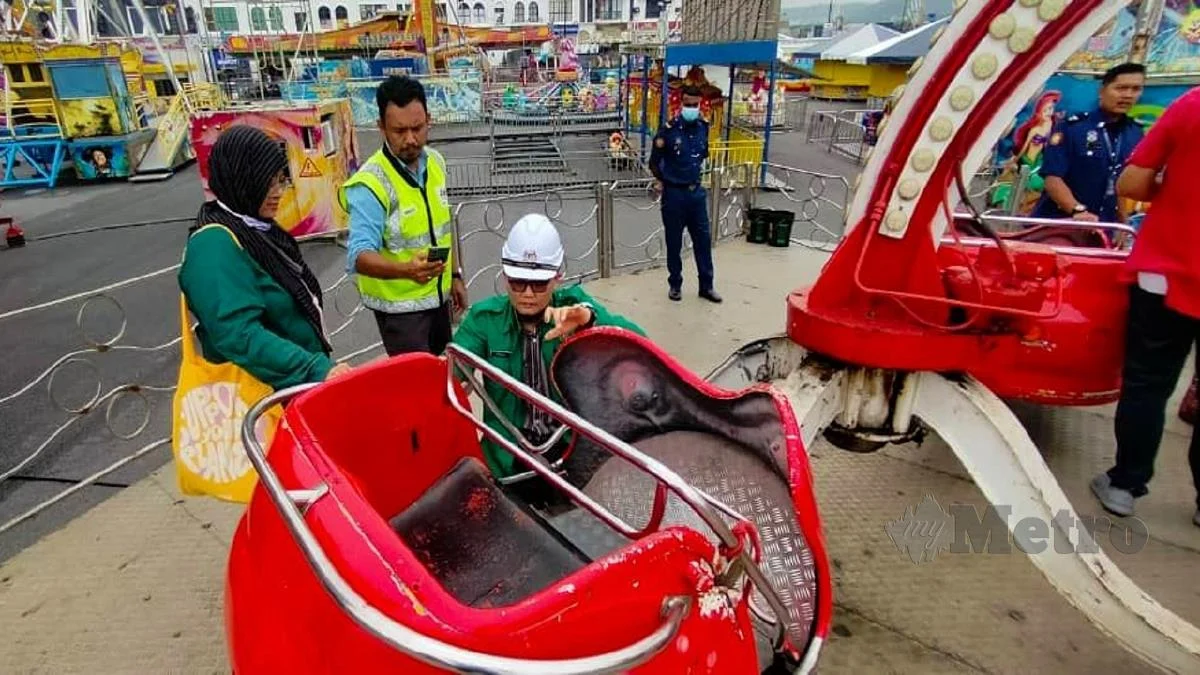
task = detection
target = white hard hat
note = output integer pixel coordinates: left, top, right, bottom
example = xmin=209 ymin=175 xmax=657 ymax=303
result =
xmin=502 ymin=214 xmax=565 ymax=281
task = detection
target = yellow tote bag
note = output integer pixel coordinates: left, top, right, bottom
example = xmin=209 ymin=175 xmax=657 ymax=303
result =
xmin=171 ymin=224 xmax=284 ymax=503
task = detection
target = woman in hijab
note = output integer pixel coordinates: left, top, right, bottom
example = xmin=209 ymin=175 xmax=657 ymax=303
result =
xmin=179 ymin=125 xmax=349 ymax=389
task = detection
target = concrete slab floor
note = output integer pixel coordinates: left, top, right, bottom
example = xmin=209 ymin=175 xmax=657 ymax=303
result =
xmin=2 ymin=239 xmax=1196 ymax=674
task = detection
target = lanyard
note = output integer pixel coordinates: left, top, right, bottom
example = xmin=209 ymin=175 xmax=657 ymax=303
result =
xmin=1098 ymin=122 xmax=1122 ymax=165
xmin=1098 ymin=122 xmax=1123 ymax=197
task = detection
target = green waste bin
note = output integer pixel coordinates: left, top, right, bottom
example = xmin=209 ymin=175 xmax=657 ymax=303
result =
xmin=746 ymin=208 xmax=773 ymax=244
xmin=768 ymin=210 xmax=795 ymax=248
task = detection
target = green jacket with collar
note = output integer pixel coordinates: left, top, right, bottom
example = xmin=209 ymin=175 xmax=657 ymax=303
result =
xmin=450 ymin=284 xmax=646 ymax=478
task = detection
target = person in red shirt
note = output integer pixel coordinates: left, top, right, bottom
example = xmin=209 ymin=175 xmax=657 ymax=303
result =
xmin=1091 ymin=86 xmax=1200 ymax=527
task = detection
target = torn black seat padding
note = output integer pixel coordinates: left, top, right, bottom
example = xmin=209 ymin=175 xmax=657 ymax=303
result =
xmin=550 ymin=328 xmax=791 ymax=488
xmin=549 ymin=328 xmax=818 ymax=650
xmin=390 ymin=457 xmax=589 ymax=609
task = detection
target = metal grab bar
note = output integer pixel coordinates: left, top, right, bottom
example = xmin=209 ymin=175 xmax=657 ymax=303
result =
xmin=443 ymin=343 xmax=796 ymax=652
xmin=240 ymin=385 xmax=692 ymax=675
xmin=954 ymin=211 xmax=1138 ymax=238
xmin=942 ymin=235 xmax=1132 ymax=260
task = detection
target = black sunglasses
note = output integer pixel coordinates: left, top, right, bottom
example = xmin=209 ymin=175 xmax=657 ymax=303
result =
xmin=506 ymin=277 xmax=551 ymax=293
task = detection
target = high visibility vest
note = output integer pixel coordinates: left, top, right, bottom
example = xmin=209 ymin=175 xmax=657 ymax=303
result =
xmin=338 ymin=148 xmax=454 ymax=314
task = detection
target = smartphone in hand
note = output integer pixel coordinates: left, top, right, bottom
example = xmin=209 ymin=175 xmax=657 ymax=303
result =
xmin=427 ymin=246 xmax=450 ymax=263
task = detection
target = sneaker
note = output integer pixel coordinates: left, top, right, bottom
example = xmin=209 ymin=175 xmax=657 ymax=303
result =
xmin=699 ymin=289 xmax=723 ymax=304
xmin=668 ymin=288 xmax=682 ymax=302
xmin=1090 ymin=473 xmax=1136 ymax=517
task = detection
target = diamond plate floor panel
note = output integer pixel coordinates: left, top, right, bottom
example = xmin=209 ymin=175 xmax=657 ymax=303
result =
xmin=578 ymin=430 xmax=818 ymax=649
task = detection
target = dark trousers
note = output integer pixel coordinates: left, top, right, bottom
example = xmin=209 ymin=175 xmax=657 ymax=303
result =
xmin=373 ymin=303 xmax=452 ymax=357
xmin=1108 ymin=286 xmax=1200 ymax=508
xmin=661 ymin=186 xmax=715 ymax=293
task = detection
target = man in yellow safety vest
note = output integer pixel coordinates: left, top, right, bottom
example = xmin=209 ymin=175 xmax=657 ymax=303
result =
xmin=340 ymin=75 xmax=468 ymax=356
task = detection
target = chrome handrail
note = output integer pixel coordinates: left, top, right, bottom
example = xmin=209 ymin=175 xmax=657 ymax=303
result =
xmin=240 ymin=385 xmax=691 ymax=675
xmin=941 ymin=235 xmax=1131 ymax=259
xmin=444 ymin=343 xmax=796 ymax=651
xmin=956 ymin=211 xmax=1137 ymax=237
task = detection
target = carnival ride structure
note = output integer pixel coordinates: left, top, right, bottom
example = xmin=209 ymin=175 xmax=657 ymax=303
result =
xmin=623 ymin=9 xmax=787 ymax=181
xmin=0 ymin=0 xmax=214 ymax=187
xmin=495 ymin=39 xmax=621 ymax=116
xmin=225 ymin=0 xmax=1200 ymax=673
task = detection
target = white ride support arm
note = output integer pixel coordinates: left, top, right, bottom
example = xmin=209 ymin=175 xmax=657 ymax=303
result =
xmin=912 ymin=373 xmax=1200 ymax=674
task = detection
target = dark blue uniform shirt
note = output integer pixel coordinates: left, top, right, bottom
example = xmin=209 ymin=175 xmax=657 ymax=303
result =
xmin=1032 ymin=108 xmax=1144 ymax=222
xmin=649 ymin=117 xmax=709 ymax=187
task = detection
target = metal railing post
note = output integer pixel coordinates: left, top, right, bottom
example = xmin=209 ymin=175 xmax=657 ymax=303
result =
xmin=709 ymin=168 xmax=722 ymax=245
xmin=598 ymin=181 xmax=615 ymax=278
xmin=745 ymin=163 xmax=758 ymax=213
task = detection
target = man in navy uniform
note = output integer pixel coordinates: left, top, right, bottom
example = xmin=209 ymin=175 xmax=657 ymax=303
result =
xmin=649 ymin=85 xmax=722 ymax=303
xmin=1031 ymin=62 xmax=1146 ymax=223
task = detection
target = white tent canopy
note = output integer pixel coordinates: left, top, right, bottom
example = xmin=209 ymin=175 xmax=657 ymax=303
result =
xmin=819 ymin=24 xmax=901 ymax=61
xmin=845 ymin=18 xmax=949 ymax=65
xmin=779 ymin=35 xmax=834 ymax=61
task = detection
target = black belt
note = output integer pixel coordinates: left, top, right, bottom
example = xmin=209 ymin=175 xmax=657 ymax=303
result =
xmin=663 ymin=181 xmax=701 ymax=191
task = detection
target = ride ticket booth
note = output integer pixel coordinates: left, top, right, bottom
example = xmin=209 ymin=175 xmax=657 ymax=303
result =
xmin=189 ymin=100 xmax=361 ymax=236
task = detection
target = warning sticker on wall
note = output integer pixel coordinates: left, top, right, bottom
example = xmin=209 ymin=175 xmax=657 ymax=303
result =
xmin=299 ymin=158 xmax=322 ymax=178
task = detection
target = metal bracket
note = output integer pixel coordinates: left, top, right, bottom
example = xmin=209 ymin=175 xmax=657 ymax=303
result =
xmin=287 ymin=484 xmax=330 ymax=516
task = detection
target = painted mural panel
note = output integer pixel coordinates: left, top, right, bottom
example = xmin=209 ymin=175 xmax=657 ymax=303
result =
xmin=189 ymin=101 xmax=361 ymax=236
xmin=1061 ymin=1 xmax=1200 ymax=74
xmin=419 ymin=74 xmax=484 ymax=124
xmin=990 ymin=73 xmax=1192 ymax=215
xmin=58 ymin=98 xmax=126 ymax=138
xmin=70 ymin=142 xmax=131 ymax=179
xmin=284 ymin=72 xmax=484 ymax=127
xmin=67 ymin=131 xmax=153 ymax=180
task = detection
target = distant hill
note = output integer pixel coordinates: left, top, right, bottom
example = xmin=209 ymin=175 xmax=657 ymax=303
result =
xmin=783 ymin=0 xmax=953 ymax=28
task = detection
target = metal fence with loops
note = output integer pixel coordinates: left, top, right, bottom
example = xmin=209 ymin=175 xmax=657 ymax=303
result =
xmin=0 ymin=161 xmax=850 ymax=552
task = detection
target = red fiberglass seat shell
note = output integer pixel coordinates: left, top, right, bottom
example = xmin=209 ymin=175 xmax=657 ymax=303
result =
xmin=225 ymin=353 xmax=763 ymax=674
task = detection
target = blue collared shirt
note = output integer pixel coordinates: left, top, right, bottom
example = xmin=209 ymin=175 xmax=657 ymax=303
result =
xmin=648 ymin=117 xmax=710 ymax=186
xmin=1032 ymin=109 xmax=1144 ymax=221
xmin=345 ymin=149 xmax=427 ymax=275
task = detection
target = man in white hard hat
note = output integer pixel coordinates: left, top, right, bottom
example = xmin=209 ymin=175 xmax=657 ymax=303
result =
xmin=452 ymin=213 xmax=645 ymax=494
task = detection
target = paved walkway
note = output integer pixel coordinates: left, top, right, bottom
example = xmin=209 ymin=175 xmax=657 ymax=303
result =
xmin=1 ymin=239 xmax=1197 ymax=674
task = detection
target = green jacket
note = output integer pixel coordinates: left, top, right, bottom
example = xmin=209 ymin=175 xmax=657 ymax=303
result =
xmin=451 ymin=285 xmax=645 ymax=478
xmin=179 ymin=225 xmax=334 ymax=391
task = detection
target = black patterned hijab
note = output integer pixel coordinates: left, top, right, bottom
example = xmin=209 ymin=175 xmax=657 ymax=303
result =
xmin=192 ymin=125 xmax=331 ymax=353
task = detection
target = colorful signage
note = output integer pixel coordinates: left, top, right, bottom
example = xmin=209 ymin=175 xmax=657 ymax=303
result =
xmin=1061 ymin=2 xmax=1200 ymax=74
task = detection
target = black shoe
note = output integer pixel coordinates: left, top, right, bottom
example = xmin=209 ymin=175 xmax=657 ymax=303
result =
xmin=700 ymin=289 xmax=723 ymax=303
xmin=668 ymin=288 xmax=682 ymax=301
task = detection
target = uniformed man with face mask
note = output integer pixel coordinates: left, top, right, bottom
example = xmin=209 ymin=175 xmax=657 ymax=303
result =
xmin=649 ymin=84 xmax=722 ymax=304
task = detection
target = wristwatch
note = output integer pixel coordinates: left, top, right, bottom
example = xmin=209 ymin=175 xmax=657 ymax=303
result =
xmin=451 ymin=268 xmax=464 ymax=280
xmin=579 ymin=302 xmax=597 ymax=328
xmin=1071 ymin=204 xmax=1088 ymax=215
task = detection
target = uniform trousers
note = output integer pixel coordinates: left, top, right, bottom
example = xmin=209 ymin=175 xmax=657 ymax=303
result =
xmin=661 ymin=185 xmax=715 ymax=293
